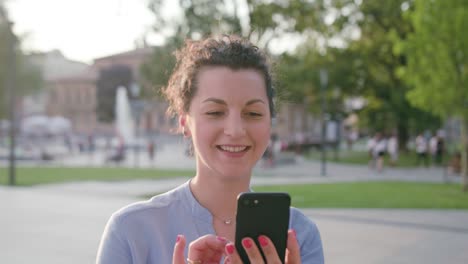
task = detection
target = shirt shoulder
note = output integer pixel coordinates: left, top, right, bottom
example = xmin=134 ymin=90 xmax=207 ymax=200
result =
xmin=97 ymin=182 xmax=193 ymax=264
xmin=110 ymin=184 xmax=187 ymax=228
xmin=290 ymin=207 xmax=320 ymax=235
xmin=290 ymin=207 xmax=325 ymax=263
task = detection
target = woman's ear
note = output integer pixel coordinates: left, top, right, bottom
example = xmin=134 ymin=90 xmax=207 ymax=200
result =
xmin=179 ymin=115 xmax=186 ymax=128
xmin=179 ymin=114 xmax=190 ymax=137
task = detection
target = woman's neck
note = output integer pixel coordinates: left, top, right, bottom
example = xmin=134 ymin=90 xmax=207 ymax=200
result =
xmin=189 ymin=172 xmax=250 ymax=220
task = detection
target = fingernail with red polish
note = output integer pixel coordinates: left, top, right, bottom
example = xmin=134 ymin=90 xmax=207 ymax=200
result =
xmin=176 ymin=235 xmax=182 ymax=242
xmin=217 ymin=236 xmax=226 ymax=242
xmin=291 ymin=229 xmax=297 ymax=237
xmin=226 ymin=244 xmax=235 ymax=254
xmin=242 ymin=238 xmax=253 ymax=249
xmin=258 ymin=235 xmax=268 ymax=247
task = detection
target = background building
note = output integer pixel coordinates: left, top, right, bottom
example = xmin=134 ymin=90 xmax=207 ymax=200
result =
xmin=43 ymin=47 xmax=175 ymax=137
xmin=25 ymin=48 xmax=323 ymax=147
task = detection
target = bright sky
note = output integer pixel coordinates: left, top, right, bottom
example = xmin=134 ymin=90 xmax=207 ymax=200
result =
xmin=5 ymin=0 xmax=165 ymax=64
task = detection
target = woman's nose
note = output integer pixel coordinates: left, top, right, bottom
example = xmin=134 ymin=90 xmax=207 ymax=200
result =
xmin=224 ymin=114 xmax=246 ymax=138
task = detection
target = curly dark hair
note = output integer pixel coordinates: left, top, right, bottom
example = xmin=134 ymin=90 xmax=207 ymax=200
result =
xmin=162 ymin=35 xmax=275 ymax=117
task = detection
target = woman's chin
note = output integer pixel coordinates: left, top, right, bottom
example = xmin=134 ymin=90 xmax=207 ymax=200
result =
xmin=219 ymin=168 xmax=252 ymax=181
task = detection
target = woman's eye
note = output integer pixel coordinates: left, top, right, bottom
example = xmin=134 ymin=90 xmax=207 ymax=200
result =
xmin=206 ymin=111 xmax=224 ymax=116
xmin=246 ymin=112 xmax=263 ymax=117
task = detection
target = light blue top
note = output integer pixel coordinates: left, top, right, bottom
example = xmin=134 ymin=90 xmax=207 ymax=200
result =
xmin=96 ymin=180 xmax=324 ymax=263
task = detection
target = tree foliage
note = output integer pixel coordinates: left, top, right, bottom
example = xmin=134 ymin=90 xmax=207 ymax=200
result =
xmin=400 ymin=0 xmax=468 ymax=189
xmin=144 ymin=0 xmax=245 ymax=98
xmin=255 ymin=0 xmax=441 ymax=145
xmin=148 ymin=0 xmax=243 ymax=39
xmin=276 ymin=46 xmax=356 ymax=121
xmin=0 ymin=4 xmax=43 ymax=120
xmin=143 ymin=0 xmax=444 ymax=148
xmin=347 ymin=0 xmax=442 ymax=140
xmin=140 ymin=38 xmax=180 ymax=98
xmin=401 ymin=0 xmax=467 ymax=119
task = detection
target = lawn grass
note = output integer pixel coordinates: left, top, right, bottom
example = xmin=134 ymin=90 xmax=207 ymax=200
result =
xmin=2 ymin=167 xmax=466 ymax=210
xmin=0 ymin=167 xmax=195 ymax=186
xmin=253 ymin=181 xmax=468 ymax=209
xmin=305 ymin=149 xmax=443 ymax=168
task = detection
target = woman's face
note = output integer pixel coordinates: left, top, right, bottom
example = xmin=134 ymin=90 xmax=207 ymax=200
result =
xmin=183 ymin=66 xmax=271 ymax=179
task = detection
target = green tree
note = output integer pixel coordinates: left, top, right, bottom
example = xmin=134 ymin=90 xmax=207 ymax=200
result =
xmin=400 ymin=0 xmax=468 ymax=190
xmin=0 ymin=4 xmax=43 ymax=120
xmin=276 ymin=46 xmax=355 ymax=118
xmin=140 ymin=38 xmax=180 ymax=98
xmin=144 ymin=0 xmax=245 ymax=98
xmin=249 ymin=0 xmax=441 ymax=147
xmin=148 ymin=0 xmax=243 ymax=39
xmin=144 ymin=0 xmax=333 ymax=100
xmin=144 ymin=0 xmax=442 ymax=150
xmin=346 ymin=0 xmax=441 ymax=142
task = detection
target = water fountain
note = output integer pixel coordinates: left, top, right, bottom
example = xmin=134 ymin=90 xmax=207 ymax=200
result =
xmin=115 ymin=86 xmax=135 ymax=145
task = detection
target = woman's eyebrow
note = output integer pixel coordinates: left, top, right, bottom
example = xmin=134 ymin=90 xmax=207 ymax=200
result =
xmin=246 ymin=99 xmax=266 ymax=106
xmin=202 ymin=98 xmax=226 ymax=105
xmin=201 ymin=98 xmax=265 ymax=106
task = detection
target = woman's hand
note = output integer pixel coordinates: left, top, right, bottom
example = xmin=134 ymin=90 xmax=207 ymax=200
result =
xmin=173 ymin=234 xmax=228 ymax=264
xmin=224 ymin=229 xmax=301 ymax=264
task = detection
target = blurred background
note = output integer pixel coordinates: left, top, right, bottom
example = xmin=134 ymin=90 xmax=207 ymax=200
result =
xmin=1 ymin=1 xmax=468 ymax=263
xmin=0 ymin=0 xmax=466 ymax=186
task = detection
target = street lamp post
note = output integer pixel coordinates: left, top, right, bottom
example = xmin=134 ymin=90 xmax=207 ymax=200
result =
xmin=3 ymin=17 xmax=17 ymax=185
xmin=332 ymin=87 xmax=342 ymax=161
xmin=319 ymin=69 xmax=328 ymax=177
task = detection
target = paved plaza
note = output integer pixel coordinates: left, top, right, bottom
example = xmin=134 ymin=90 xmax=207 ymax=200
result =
xmin=1 ymin=141 xmax=467 ymax=264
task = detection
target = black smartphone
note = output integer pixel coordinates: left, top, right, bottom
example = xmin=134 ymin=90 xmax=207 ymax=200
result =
xmin=235 ymin=192 xmax=291 ymax=264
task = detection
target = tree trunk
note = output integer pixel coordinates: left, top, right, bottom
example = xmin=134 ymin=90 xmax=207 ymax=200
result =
xmin=461 ymin=119 xmax=468 ymax=192
xmin=397 ymin=119 xmax=409 ymax=152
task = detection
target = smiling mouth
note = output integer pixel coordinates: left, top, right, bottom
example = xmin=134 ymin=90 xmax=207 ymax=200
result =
xmin=217 ymin=145 xmax=250 ymax=153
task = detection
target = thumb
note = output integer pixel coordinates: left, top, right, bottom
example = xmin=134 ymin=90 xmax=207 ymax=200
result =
xmin=173 ymin=234 xmax=186 ymax=264
xmin=285 ymin=229 xmax=301 ymax=263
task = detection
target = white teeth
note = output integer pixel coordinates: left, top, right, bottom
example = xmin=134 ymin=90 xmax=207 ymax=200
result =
xmin=219 ymin=146 xmax=247 ymax=153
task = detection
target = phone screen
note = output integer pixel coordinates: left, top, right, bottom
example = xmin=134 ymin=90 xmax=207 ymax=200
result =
xmin=235 ymin=192 xmax=291 ymax=264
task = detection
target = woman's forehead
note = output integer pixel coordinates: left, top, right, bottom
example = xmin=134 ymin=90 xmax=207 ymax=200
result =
xmin=197 ymin=67 xmax=266 ymax=90
xmin=195 ymin=67 xmax=266 ymax=95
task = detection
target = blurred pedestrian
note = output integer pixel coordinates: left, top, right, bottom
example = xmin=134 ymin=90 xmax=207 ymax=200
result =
xmin=367 ymin=134 xmax=377 ymax=169
xmin=429 ymin=133 xmax=438 ymax=166
xmin=148 ymin=140 xmax=155 ymax=161
xmin=387 ymin=132 xmax=398 ymax=167
xmin=345 ymin=127 xmax=358 ymax=151
xmin=64 ymin=134 xmax=73 ymax=153
xmin=373 ymin=132 xmax=387 ymax=172
xmin=435 ymin=135 xmax=445 ymax=166
xmin=88 ymin=134 xmax=95 ymax=153
xmin=415 ymin=133 xmax=429 ymax=167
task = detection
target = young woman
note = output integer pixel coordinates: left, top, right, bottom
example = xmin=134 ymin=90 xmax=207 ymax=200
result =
xmin=96 ymin=35 xmax=324 ymax=264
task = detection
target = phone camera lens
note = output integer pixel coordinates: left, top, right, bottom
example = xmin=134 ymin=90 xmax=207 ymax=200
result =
xmin=243 ymin=199 xmax=250 ymax=206
xmin=254 ymin=199 xmax=259 ymax=205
